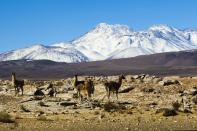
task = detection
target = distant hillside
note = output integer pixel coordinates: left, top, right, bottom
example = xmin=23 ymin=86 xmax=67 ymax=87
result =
xmin=0 ymin=50 xmax=197 ymax=80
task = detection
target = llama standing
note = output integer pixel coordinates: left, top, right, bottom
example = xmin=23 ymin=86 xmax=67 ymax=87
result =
xmin=11 ymin=72 xmax=24 ymax=96
xmin=104 ymin=75 xmax=125 ymax=100
xmin=73 ymin=75 xmax=94 ymax=101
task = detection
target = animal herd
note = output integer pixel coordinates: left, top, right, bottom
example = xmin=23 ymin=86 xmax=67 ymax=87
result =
xmin=11 ymin=72 xmax=126 ymax=101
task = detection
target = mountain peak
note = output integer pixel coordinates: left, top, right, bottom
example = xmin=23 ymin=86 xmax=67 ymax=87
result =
xmin=31 ymin=44 xmax=45 ymax=48
xmin=96 ymin=22 xmax=110 ymax=28
xmin=91 ymin=23 xmax=132 ymax=35
xmin=1 ymin=23 xmax=197 ymax=63
xmin=148 ymin=24 xmax=174 ymax=32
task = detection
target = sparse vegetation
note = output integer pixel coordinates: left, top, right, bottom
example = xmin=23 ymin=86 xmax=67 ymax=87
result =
xmin=103 ymin=102 xmax=126 ymax=112
xmin=37 ymin=116 xmax=50 ymax=121
xmin=94 ymin=110 xmax=100 ymax=115
xmin=192 ymin=96 xmax=197 ymax=104
xmin=163 ymin=108 xmax=177 ymax=117
xmin=1 ymin=74 xmax=197 ymax=130
xmin=38 ymin=101 xmax=49 ymax=107
xmin=0 ymin=112 xmax=15 ymax=123
xmin=37 ymin=110 xmax=45 ymax=115
xmin=141 ymin=87 xmax=155 ymax=93
xmin=20 ymin=105 xmax=31 ymax=112
xmin=172 ymin=101 xmax=181 ymax=111
xmin=33 ymin=96 xmax=45 ymax=100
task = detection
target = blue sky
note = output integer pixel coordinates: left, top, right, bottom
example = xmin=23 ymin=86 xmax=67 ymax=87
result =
xmin=0 ymin=0 xmax=197 ymax=52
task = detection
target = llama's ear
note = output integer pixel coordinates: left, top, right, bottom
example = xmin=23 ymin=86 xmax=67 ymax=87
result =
xmin=121 ymin=74 xmax=125 ymax=78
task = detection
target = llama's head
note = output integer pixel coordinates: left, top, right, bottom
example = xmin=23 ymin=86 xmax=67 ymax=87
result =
xmin=46 ymin=83 xmax=53 ymax=90
xmin=11 ymin=72 xmax=15 ymax=76
xmin=120 ymin=74 xmax=126 ymax=80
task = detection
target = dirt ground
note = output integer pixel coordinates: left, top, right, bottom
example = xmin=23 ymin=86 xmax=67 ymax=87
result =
xmin=0 ymin=111 xmax=197 ymax=131
xmin=0 ymin=75 xmax=197 ymax=131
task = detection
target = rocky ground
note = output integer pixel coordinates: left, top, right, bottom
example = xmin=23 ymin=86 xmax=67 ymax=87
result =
xmin=0 ymin=74 xmax=197 ymax=131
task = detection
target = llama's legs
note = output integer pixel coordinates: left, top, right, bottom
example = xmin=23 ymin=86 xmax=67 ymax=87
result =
xmin=21 ymin=86 xmax=24 ymax=96
xmin=80 ymin=94 xmax=83 ymax=102
xmin=14 ymin=87 xmax=17 ymax=96
xmin=16 ymin=87 xmax=19 ymax=96
xmin=78 ymin=91 xmax=83 ymax=102
xmin=77 ymin=90 xmax=81 ymax=101
xmin=54 ymin=91 xmax=56 ymax=97
xmin=107 ymin=91 xmax=110 ymax=99
xmin=116 ymin=90 xmax=118 ymax=100
xmin=88 ymin=90 xmax=91 ymax=101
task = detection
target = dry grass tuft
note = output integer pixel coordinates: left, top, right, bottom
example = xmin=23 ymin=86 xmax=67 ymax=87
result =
xmin=20 ymin=105 xmax=31 ymax=112
xmin=103 ymin=102 xmax=126 ymax=112
xmin=38 ymin=101 xmax=49 ymax=107
xmin=163 ymin=108 xmax=177 ymax=117
xmin=172 ymin=101 xmax=181 ymax=111
xmin=0 ymin=112 xmax=15 ymax=123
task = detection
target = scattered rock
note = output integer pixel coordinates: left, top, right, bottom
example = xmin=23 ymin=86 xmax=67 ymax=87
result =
xmin=20 ymin=105 xmax=31 ymax=112
xmin=94 ymin=110 xmax=100 ymax=115
xmin=189 ymin=87 xmax=197 ymax=96
xmin=72 ymin=93 xmax=78 ymax=99
xmin=141 ymin=87 xmax=155 ymax=93
xmin=98 ymin=113 xmax=105 ymax=120
xmin=103 ymin=102 xmax=126 ymax=112
xmin=158 ymin=79 xmax=180 ymax=86
xmin=119 ymin=87 xmax=134 ymax=93
xmin=172 ymin=101 xmax=181 ymax=111
xmin=38 ymin=101 xmax=49 ymax=107
xmin=152 ymin=77 xmax=163 ymax=84
xmin=59 ymin=101 xmax=77 ymax=107
xmin=182 ymin=95 xmax=192 ymax=112
xmin=192 ymin=96 xmax=197 ymax=104
xmin=34 ymin=88 xmax=45 ymax=96
xmin=183 ymin=109 xmax=192 ymax=113
xmin=162 ymin=108 xmax=177 ymax=117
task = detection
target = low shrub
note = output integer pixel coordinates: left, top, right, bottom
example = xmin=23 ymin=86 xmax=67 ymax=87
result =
xmin=38 ymin=101 xmax=49 ymax=107
xmin=103 ymin=102 xmax=126 ymax=112
xmin=163 ymin=108 xmax=177 ymax=117
xmin=0 ymin=112 xmax=15 ymax=123
xmin=20 ymin=105 xmax=31 ymax=112
xmin=172 ymin=102 xmax=181 ymax=111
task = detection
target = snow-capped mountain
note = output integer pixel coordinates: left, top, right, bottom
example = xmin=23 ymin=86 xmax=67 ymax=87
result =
xmin=1 ymin=23 xmax=197 ymax=63
xmin=0 ymin=44 xmax=88 ymax=63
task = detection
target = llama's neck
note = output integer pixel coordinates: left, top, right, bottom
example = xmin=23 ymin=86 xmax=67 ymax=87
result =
xmin=74 ymin=76 xmax=78 ymax=86
xmin=118 ymin=77 xmax=123 ymax=86
xmin=12 ymin=74 xmax=16 ymax=86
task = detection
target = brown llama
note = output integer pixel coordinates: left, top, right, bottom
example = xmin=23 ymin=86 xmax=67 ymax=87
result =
xmin=84 ymin=79 xmax=95 ymax=98
xmin=11 ymin=72 xmax=25 ymax=96
xmin=45 ymin=83 xmax=56 ymax=97
xmin=104 ymin=75 xmax=125 ymax=100
xmin=73 ymin=75 xmax=94 ymax=101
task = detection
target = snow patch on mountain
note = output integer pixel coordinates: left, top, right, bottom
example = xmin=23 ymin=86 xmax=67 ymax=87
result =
xmin=0 ymin=44 xmax=88 ymax=63
xmin=1 ymin=23 xmax=197 ymax=63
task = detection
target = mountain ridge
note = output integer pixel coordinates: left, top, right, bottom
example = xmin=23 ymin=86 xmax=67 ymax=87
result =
xmin=1 ymin=49 xmax=197 ymax=80
xmin=1 ymin=23 xmax=197 ymax=63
